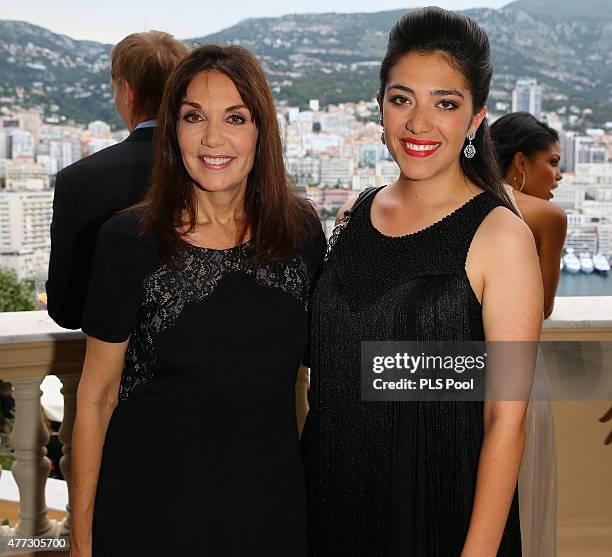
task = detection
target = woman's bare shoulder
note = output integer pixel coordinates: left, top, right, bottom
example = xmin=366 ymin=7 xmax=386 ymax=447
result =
xmin=471 ymin=205 xmax=536 ymax=261
xmin=517 ymin=194 xmax=567 ymax=232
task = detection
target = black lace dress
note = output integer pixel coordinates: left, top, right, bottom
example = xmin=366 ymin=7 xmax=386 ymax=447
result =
xmin=82 ymin=209 xmax=325 ymax=557
xmin=301 ymin=188 xmax=522 ymax=556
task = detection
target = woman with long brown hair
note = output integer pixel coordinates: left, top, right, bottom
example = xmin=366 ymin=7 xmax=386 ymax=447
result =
xmin=70 ymin=45 xmax=325 ymax=557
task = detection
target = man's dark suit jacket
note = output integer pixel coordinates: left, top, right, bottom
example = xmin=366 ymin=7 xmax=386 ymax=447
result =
xmin=47 ymin=126 xmax=155 ymax=330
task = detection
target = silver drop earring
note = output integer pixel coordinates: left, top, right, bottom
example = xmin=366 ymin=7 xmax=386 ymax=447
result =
xmin=463 ymin=131 xmax=476 ymax=159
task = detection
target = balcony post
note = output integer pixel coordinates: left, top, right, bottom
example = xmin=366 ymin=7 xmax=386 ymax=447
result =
xmin=9 ymin=376 xmax=54 ymax=537
xmin=58 ymin=373 xmax=80 ymax=536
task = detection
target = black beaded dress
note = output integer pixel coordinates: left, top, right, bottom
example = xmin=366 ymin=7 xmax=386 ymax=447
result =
xmin=81 ymin=209 xmax=326 ymax=557
xmin=301 ymin=187 xmax=522 ymax=556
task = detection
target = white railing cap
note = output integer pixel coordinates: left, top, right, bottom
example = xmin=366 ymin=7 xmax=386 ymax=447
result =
xmin=0 ymin=311 xmax=84 ymax=345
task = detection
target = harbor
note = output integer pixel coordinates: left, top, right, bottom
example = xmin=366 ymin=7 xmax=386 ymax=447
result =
xmin=558 ymin=249 xmax=612 ymax=296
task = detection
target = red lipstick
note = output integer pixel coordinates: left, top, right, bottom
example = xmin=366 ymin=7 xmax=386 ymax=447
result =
xmin=400 ymin=138 xmax=442 ymax=158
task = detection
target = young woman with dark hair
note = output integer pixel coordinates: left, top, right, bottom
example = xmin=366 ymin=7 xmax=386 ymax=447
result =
xmin=70 ymin=45 xmax=325 ymax=557
xmin=491 ymin=111 xmax=567 ymax=318
xmin=302 ymin=7 xmax=543 ymax=556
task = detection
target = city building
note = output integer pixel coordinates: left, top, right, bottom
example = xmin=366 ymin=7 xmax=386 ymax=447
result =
xmin=512 ymin=78 xmax=542 ymax=120
xmin=88 ymin=138 xmax=118 ymax=155
xmin=319 ymin=157 xmax=354 ymax=187
xmin=559 ymin=131 xmax=576 ymax=173
xmin=4 ymin=161 xmax=49 ymax=191
xmin=565 ymin=228 xmax=598 ymax=255
xmin=597 ymin=225 xmax=612 ymax=257
xmin=552 ymin=183 xmax=585 ymax=211
xmin=0 ymin=190 xmax=53 ymax=279
xmin=375 ymin=160 xmax=400 ymax=185
xmin=287 ymin=156 xmax=320 ymax=186
xmin=8 ymin=129 xmax=34 ymax=159
xmin=87 ymin=120 xmax=111 ymax=138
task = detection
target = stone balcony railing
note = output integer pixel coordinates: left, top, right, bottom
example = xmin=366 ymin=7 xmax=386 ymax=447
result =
xmin=0 ymin=297 xmax=610 ymax=546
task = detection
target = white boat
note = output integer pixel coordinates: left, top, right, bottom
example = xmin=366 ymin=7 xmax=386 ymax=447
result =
xmin=593 ymin=253 xmax=611 ymax=274
xmin=560 ymin=259 xmax=564 ymax=272
xmin=579 ymin=252 xmax=594 ymax=274
xmin=563 ymin=248 xmax=581 ymax=274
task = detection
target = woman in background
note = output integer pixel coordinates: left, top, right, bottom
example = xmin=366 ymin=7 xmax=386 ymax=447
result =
xmin=491 ymin=112 xmax=567 ymax=318
xmin=491 ymin=112 xmax=567 ymax=557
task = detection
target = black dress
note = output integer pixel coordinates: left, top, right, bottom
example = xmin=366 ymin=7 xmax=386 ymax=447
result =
xmin=82 ymin=209 xmax=325 ymax=557
xmin=301 ymin=188 xmax=522 ymax=556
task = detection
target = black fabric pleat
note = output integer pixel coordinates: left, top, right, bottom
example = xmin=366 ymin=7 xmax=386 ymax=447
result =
xmin=302 ymin=190 xmax=522 ymax=556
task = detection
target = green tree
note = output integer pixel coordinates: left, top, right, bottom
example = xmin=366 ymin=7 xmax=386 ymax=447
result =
xmin=0 ymin=268 xmax=35 ymax=312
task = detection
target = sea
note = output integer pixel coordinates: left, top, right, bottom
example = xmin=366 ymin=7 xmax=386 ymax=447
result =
xmin=557 ymin=271 xmax=612 ymax=297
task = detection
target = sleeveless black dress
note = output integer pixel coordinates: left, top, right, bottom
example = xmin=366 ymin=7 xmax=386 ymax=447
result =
xmin=301 ymin=188 xmax=522 ymax=556
xmin=81 ymin=209 xmax=326 ymax=556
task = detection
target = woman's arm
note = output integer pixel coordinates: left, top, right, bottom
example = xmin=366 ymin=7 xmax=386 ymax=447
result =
xmin=534 ymin=205 xmax=567 ymax=318
xmin=70 ymin=337 xmax=128 ymax=556
xmin=461 ymin=207 xmax=543 ymax=556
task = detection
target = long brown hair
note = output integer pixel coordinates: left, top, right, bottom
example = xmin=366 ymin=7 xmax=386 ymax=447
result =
xmin=140 ymin=44 xmax=316 ymax=267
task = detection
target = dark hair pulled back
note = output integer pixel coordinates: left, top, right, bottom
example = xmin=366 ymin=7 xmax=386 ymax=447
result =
xmin=490 ymin=111 xmax=560 ymax=175
xmin=379 ymin=6 xmax=517 ymax=213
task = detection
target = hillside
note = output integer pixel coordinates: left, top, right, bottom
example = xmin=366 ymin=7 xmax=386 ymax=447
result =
xmin=1 ymin=3 xmax=611 ymax=127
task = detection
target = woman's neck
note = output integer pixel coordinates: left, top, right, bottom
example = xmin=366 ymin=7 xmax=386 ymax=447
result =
xmin=391 ymin=163 xmax=479 ymax=207
xmin=191 ymin=183 xmax=246 ymax=227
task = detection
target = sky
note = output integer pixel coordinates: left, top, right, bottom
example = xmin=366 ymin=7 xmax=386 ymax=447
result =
xmin=1 ymin=0 xmax=511 ymax=44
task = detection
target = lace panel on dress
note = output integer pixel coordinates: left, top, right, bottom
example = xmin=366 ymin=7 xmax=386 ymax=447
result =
xmin=119 ymin=243 xmax=311 ymax=400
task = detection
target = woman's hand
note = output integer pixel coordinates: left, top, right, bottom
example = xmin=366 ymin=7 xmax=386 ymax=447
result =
xmin=69 ymin=533 xmax=92 ymax=557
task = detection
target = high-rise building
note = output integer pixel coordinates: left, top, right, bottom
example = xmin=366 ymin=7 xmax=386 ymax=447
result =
xmin=0 ymin=190 xmax=53 ymax=279
xmin=512 ymin=79 xmax=542 ymax=120
xmin=559 ymin=131 xmax=576 ymax=173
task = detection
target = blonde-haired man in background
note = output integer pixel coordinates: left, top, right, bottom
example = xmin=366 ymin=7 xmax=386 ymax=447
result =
xmin=48 ymin=31 xmax=187 ymax=329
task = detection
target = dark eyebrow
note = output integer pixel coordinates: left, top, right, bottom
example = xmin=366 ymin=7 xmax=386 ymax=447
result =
xmin=386 ymin=84 xmax=464 ymax=99
xmin=179 ymin=101 xmax=248 ymax=112
xmin=386 ymin=84 xmax=415 ymax=95
xmin=431 ymin=88 xmax=464 ymax=99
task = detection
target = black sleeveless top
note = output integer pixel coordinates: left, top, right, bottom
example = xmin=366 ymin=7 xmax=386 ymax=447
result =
xmin=301 ymin=188 xmax=522 ymax=557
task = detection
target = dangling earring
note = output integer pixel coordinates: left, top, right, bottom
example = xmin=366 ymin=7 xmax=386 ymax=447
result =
xmin=380 ymin=118 xmax=385 ymax=145
xmin=463 ymin=131 xmax=476 ymax=159
xmin=519 ymin=171 xmax=526 ymax=192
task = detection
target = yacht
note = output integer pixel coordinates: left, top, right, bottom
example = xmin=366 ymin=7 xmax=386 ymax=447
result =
xmin=563 ymin=248 xmax=581 ymax=274
xmin=579 ymin=252 xmax=594 ymax=274
xmin=593 ymin=253 xmax=611 ymax=275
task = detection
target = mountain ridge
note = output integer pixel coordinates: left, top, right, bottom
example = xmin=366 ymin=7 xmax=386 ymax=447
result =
xmin=1 ymin=4 xmax=611 ymax=127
